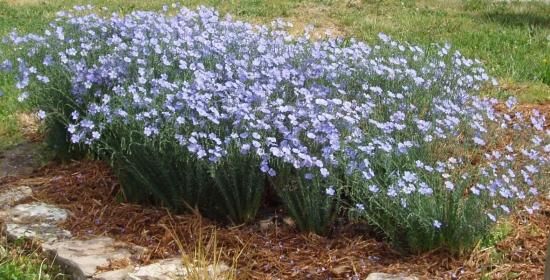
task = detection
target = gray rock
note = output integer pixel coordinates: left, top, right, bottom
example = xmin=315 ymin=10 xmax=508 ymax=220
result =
xmin=0 ymin=185 xmax=32 ymax=209
xmin=126 ymin=258 xmax=229 ymax=280
xmin=126 ymin=258 xmax=186 ymax=280
xmin=0 ymin=202 xmax=68 ymax=224
xmin=4 ymin=223 xmax=71 ymax=242
xmin=93 ymin=267 xmax=134 ymax=280
xmin=42 ymin=237 xmax=137 ymax=280
xmin=366 ymin=273 xmax=418 ymax=280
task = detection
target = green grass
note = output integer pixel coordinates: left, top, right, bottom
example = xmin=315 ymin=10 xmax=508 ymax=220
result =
xmin=481 ymin=220 xmax=514 ymax=248
xmin=325 ymin=0 xmax=550 ymax=103
xmin=0 ymin=0 xmax=548 ymax=147
xmin=477 ymin=220 xmax=516 ymax=279
xmin=0 ymin=236 xmax=66 ymax=280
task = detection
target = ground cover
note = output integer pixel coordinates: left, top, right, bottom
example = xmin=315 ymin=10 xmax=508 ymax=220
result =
xmin=0 ymin=227 xmax=66 ymax=280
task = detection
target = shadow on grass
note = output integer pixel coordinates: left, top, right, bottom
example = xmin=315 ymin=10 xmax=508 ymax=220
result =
xmin=482 ymin=11 xmax=550 ymax=28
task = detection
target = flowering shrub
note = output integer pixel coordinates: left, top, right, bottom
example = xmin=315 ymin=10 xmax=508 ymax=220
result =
xmin=2 ymin=4 xmax=548 ymax=252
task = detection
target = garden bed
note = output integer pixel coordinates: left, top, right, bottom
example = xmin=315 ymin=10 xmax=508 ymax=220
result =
xmin=0 ymin=159 xmax=546 ymax=279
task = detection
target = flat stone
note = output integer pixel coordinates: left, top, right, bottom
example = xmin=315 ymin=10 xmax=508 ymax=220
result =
xmin=4 ymin=223 xmax=71 ymax=242
xmin=0 ymin=185 xmax=33 ymax=209
xmin=93 ymin=267 xmax=134 ymax=280
xmin=126 ymin=258 xmax=229 ymax=280
xmin=42 ymin=237 xmax=137 ymax=280
xmin=366 ymin=273 xmax=418 ymax=280
xmin=126 ymin=258 xmax=186 ymax=280
xmin=0 ymin=202 xmax=68 ymax=224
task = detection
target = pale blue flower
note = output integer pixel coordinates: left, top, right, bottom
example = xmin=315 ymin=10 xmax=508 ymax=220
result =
xmin=325 ymin=186 xmax=335 ymax=196
xmin=37 ymin=110 xmax=46 ymax=119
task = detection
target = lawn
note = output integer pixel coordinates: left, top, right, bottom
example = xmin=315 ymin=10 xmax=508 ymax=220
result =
xmin=0 ymin=0 xmax=549 ymax=151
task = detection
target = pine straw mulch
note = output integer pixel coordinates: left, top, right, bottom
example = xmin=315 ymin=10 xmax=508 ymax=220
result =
xmin=0 ymin=159 xmax=547 ymax=279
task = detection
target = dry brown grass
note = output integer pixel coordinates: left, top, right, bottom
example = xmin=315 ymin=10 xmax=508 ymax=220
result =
xmin=4 ymin=0 xmax=46 ymax=6
xmin=286 ymin=2 xmax=347 ymax=38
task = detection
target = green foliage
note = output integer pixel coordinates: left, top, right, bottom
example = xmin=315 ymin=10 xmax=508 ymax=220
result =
xmin=0 ymin=61 xmax=24 ymax=152
xmin=271 ymin=164 xmax=340 ymax=234
xmin=481 ymin=220 xmax=513 ymax=248
xmin=462 ymin=0 xmax=490 ymax=12
xmin=542 ymin=58 xmax=550 ymax=86
xmin=44 ymin=116 xmax=87 ymax=161
xmin=0 ymin=238 xmax=66 ymax=280
xmin=29 ymin=69 xmax=86 ymax=160
xmin=211 ymin=152 xmax=266 ymax=224
xmin=104 ymin=128 xmax=265 ymax=224
xmin=347 ymin=117 xmax=548 ymax=254
xmin=108 ymin=138 xmax=212 ymax=213
xmin=351 ymin=175 xmax=495 ymax=253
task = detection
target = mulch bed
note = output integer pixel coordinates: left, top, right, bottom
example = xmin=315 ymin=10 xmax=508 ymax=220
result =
xmin=1 ymin=159 xmax=547 ymax=279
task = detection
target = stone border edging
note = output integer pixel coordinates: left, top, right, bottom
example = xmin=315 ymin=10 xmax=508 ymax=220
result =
xmin=0 ymin=184 xmax=230 ymax=280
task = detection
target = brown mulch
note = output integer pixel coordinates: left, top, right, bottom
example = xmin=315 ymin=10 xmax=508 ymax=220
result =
xmin=2 ymin=160 xmax=549 ymax=279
